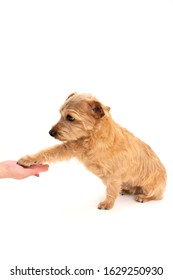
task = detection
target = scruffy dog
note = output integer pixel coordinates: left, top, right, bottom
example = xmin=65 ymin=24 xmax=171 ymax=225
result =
xmin=18 ymin=93 xmax=167 ymax=210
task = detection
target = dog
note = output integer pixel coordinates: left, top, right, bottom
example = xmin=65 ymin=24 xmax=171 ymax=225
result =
xmin=17 ymin=93 xmax=167 ymax=210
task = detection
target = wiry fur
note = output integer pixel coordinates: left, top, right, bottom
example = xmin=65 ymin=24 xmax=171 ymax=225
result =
xmin=18 ymin=93 xmax=167 ymax=210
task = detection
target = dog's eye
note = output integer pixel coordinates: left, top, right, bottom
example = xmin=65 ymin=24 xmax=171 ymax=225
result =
xmin=66 ymin=114 xmax=75 ymax=122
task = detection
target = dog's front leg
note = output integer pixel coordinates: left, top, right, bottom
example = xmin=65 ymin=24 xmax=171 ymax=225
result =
xmin=17 ymin=143 xmax=73 ymax=167
xmin=98 ymin=178 xmax=121 ymax=210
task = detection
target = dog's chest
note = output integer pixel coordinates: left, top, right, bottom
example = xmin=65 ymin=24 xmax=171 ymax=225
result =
xmin=79 ymin=152 xmax=111 ymax=178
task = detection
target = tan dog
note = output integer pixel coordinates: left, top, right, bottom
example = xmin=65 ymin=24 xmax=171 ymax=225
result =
xmin=18 ymin=93 xmax=167 ymax=210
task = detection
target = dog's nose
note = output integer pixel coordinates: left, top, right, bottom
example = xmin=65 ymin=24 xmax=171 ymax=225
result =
xmin=49 ymin=129 xmax=56 ymax=137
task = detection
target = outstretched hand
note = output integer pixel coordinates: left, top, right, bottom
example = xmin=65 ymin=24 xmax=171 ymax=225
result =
xmin=0 ymin=161 xmax=49 ymax=179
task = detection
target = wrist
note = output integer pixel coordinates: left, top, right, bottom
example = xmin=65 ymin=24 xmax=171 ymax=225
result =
xmin=0 ymin=162 xmax=9 ymax=179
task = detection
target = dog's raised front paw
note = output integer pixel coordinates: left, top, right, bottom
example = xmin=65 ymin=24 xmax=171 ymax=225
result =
xmin=17 ymin=156 xmax=41 ymax=167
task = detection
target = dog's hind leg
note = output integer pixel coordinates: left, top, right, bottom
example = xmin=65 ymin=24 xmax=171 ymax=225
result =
xmin=135 ymin=183 xmax=165 ymax=203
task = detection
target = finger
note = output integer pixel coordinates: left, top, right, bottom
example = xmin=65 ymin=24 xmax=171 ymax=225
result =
xmin=29 ymin=164 xmax=49 ymax=172
xmin=30 ymin=164 xmax=49 ymax=169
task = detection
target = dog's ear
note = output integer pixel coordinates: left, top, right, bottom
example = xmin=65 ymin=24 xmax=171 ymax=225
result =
xmin=66 ymin=92 xmax=77 ymax=100
xmin=105 ymin=106 xmax=110 ymax=112
xmin=90 ymin=101 xmax=105 ymax=119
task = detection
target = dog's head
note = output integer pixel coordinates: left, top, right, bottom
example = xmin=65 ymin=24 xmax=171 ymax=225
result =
xmin=49 ymin=93 xmax=110 ymax=141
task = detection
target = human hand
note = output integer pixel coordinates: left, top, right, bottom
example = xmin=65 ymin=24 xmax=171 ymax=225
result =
xmin=0 ymin=161 xmax=49 ymax=179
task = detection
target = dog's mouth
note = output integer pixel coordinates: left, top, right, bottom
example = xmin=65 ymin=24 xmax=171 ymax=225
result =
xmin=56 ymin=133 xmax=65 ymax=141
xmin=49 ymin=129 xmax=66 ymax=141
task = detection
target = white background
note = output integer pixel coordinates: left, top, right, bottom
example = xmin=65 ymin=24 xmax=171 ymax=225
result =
xmin=0 ymin=0 xmax=173 ymax=279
